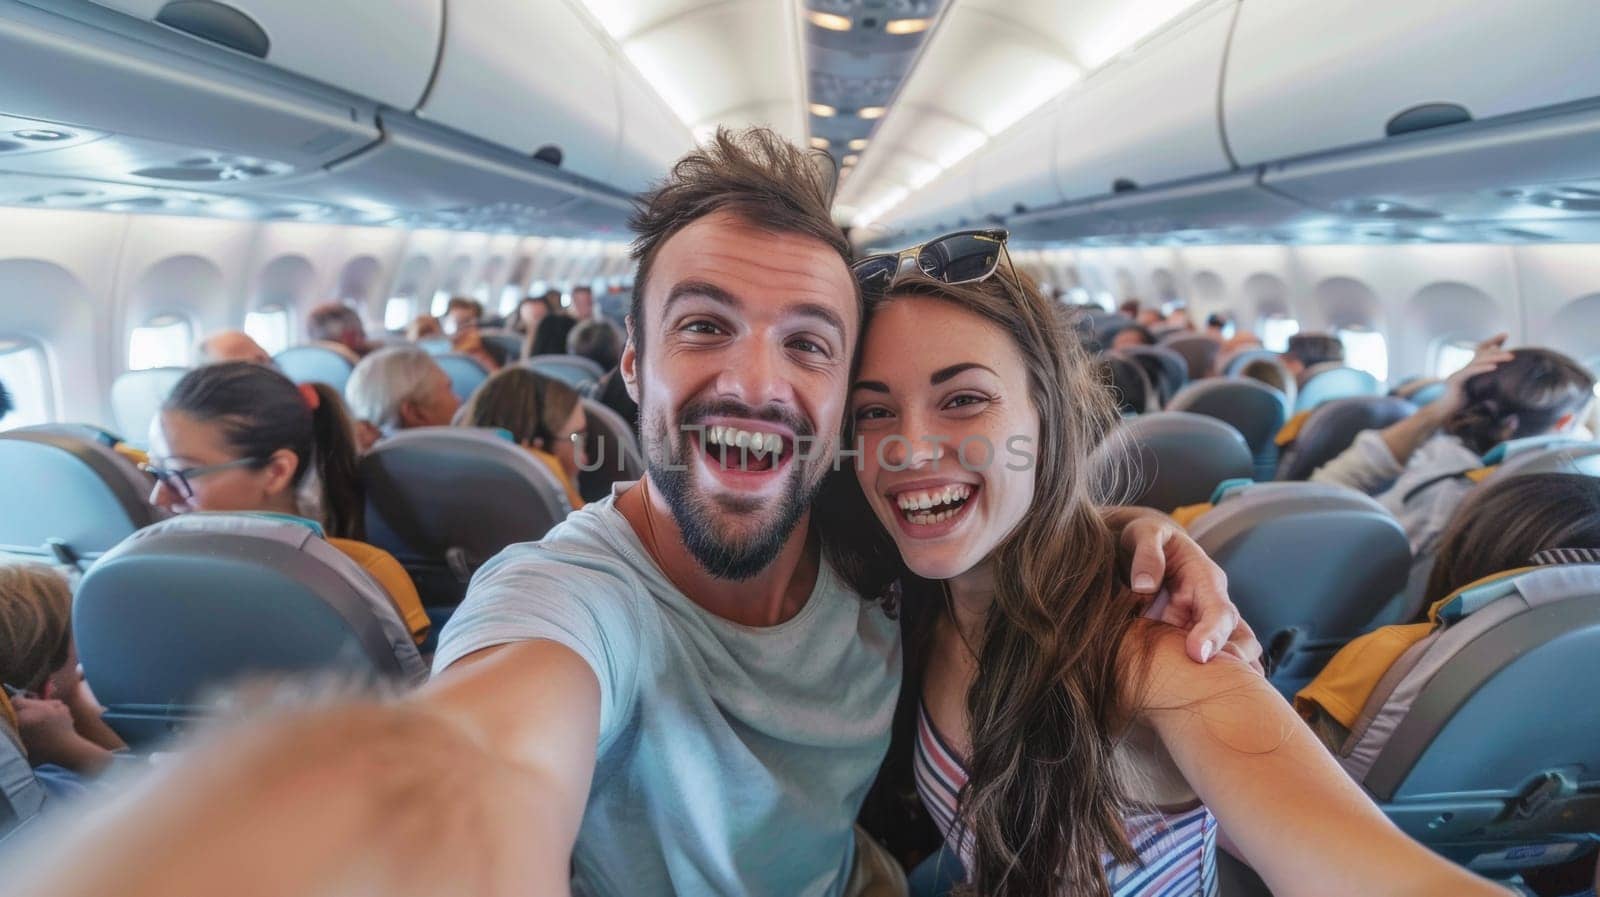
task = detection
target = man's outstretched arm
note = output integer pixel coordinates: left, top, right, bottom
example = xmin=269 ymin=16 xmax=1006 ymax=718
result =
xmin=9 ymin=640 xmax=599 ymax=897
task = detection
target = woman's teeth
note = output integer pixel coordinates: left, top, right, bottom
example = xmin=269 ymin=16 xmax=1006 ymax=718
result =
xmin=895 ymin=484 xmax=974 ymax=525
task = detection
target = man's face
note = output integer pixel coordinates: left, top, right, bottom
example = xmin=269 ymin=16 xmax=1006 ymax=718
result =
xmin=572 ymin=289 xmax=594 ymax=320
xmin=621 ymin=210 xmax=858 ymax=580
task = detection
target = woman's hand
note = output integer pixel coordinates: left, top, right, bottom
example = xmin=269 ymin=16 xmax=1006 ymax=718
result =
xmin=1438 ymin=334 xmax=1513 ymax=417
xmin=1116 ymin=511 xmax=1262 ymax=672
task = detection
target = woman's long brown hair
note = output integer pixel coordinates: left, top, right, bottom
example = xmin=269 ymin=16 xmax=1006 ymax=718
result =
xmin=821 ymin=271 xmax=1149 ymax=897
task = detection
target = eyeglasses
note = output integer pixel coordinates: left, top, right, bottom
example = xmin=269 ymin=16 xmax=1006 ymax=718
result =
xmin=851 ymin=228 xmax=1016 ymax=299
xmin=140 ymin=457 xmax=267 ymax=500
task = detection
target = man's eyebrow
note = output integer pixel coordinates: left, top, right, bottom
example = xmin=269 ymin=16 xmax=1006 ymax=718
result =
xmin=786 ymin=302 xmax=847 ymax=339
xmin=930 ymin=362 xmax=997 ymax=385
xmin=852 ymin=380 xmax=890 ymax=394
xmin=662 ymin=280 xmax=741 ymax=317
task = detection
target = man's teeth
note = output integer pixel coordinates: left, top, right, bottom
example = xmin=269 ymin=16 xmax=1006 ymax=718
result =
xmin=705 ymin=425 xmax=783 ymax=456
xmin=895 ymin=484 xmax=974 ymax=513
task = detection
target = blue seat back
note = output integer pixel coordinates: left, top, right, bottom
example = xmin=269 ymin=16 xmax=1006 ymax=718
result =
xmin=434 ymin=352 xmax=490 ymax=402
xmin=274 ymin=345 xmax=355 ymax=393
xmin=1294 ymin=364 xmax=1382 ymax=413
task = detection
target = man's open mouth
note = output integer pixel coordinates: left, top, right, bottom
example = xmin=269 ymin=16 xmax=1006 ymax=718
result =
xmin=696 ymin=424 xmax=791 ymax=473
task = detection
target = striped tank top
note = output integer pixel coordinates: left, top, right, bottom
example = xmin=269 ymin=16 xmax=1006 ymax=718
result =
xmin=915 ymin=702 xmax=1219 ymax=896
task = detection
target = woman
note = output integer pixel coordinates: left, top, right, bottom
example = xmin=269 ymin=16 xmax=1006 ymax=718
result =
xmin=1298 ymin=472 xmax=1600 ymax=749
xmin=146 ymin=362 xmax=430 ymax=646
xmin=454 ymin=366 xmax=587 ymax=511
xmin=826 ymin=233 xmax=1505 ymax=896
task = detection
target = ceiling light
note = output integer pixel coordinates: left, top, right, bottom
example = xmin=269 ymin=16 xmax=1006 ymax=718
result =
xmin=809 ymin=136 xmax=830 ymax=149
xmin=807 ymin=11 xmax=852 ymax=31
xmin=14 ymin=129 xmax=73 ymax=142
xmin=842 ymin=154 xmax=859 ymax=166
xmin=885 ymin=18 xmax=929 ymax=35
xmin=809 ymin=103 xmax=837 ymax=118
xmin=857 ymin=106 xmax=886 ymax=120
xmin=847 ymin=138 xmax=868 ymax=151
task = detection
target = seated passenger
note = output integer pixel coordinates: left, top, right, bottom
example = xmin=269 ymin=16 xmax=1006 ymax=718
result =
xmin=1240 ymin=356 xmax=1293 ymax=398
xmin=196 ymin=330 xmax=271 ymax=366
xmin=451 ymin=329 xmax=505 ymax=372
xmin=507 ymin=294 xmax=553 ymax=343
xmin=146 ymin=362 xmax=429 ymax=645
xmin=566 ymin=319 xmax=621 ymax=372
xmin=344 ymin=346 xmax=461 ymax=445
xmin=444 ymin=297 xmax=483 ymax=335
xmin=570 ymin=285 xmax=597 ymax=322
xmin=1108 ymin=323 xmax=1156 ymax=351
xmin=830 ymin=241 xmax=1503 ymax=896
xmin=0 ymin=563 xmax=127 ymax=793
xmin=1101 ymin=355 xmax=1152 ymax=416
xmin=1281 ymin=332 xmax=1346 ymax=385
xmin=529 ymin=306 xmax=579 ymax=358
xmin=405 ymin=314 xmax=443 ymax=343
xmin=454 ymin=367 xmax=587 ymax=510
xmin=1311 ymin=339 xmax=1594 ymax=568
xmin=1297 ymin=472 xmax=1600 ymax=749
xmin=306 ymin=303 xmax=371 ymax=361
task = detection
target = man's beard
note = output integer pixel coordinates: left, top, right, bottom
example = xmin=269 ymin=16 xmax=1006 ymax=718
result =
xmin=644 ymin=397 xmax=826 ymax=581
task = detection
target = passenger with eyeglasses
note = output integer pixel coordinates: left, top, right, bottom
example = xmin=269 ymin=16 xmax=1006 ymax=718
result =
xmin=143 ymin=362 xmax=431 ymax=646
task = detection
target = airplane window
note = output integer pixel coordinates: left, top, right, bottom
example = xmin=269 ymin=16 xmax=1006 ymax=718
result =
xmin=244 ymin=306 xmax=290 ymax=356
xmin=431 ymin=290 xmax=452 ymax=317
xmin=500 ymin=285 xmax=522 ymax=315
xmin=1094 ymin=290 xmax=1115 ymax=309
xmin=1260 ymin=315 xmax=1300 ymax=352
xmin=1432 ymin=340 xmax=1479 ymax=378
xmin=1337 ymin=327 xmax=1389 ymax=383
xmin=0 ymin=336 xmax=52 ymax=430
xmin=384 ymin=297 xmax=413 ymax=331
xmin=128 ymin=314 xmax=192 ymax=370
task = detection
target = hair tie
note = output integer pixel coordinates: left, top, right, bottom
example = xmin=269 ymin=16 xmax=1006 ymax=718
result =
xmin=298 ymin=382 xmax=322 ymax=411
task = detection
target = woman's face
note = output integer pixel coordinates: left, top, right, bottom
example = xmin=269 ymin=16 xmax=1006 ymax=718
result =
xmin=147 ymin=410 xmax=297 ymax=515
xmin=850 ymin=296 xmax=1039 ymax=582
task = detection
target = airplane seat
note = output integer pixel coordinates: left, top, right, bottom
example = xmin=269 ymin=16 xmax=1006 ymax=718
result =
xmin=12 ymin=422 xmax=124 ymax=449
xmin=1166 ymin=379 xmax=1289 ymax=481
xmin=1160 ymin=333 xmax=1222 ymax=380
xmin=109 ymin=367 xmax=187 ymax=448
xmin=1294 ymin=364 xmax=1383 ymax=414
xmin=578 ymin=398 xmax=644 ymax=503
xmin=1115 ymin=346 xmax=1189 ymax=408
xmin=1327 ymin=564 xmax=1600 ymax=877
xmin=0 ymin=430 xmax=165 ymax=568
xmin=433 ymin=352 xmax=490 ymax=402
xmin=0 ymin=720 xmax=46 ymax=844
xmin=416 ymin=337 xmax=452 ymax=355
xmin=274 ymin=345 xmax=356 ymax=393
xmin=360 ymin=427 xmax=572 ymax=607
xmin=1186 ymin=481 xmax=1412 ymax=693
xmin=73 ymin=512 xmax=428 ymax=748
xmin=1276 ymin=396 xmax=1417 ymax=482
xmin=1093 ymin=314 xmax=1137 ymax=349
xmin=526 ymin=353 xmax=607 ymax=392
xmin=1222 ymin=348 xmax=1281 ymax=377
xmin=1481 ymin=438 xmax=1600 ymax=482
xmin=1096 ymin=412 xmax=1253 ymax=512
xmin=477 ymin=329 xmax=526 ymax=364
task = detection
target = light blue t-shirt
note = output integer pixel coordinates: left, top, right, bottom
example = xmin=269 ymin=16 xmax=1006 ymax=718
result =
xmin=432 ymin=493 xmax=902 ymax=897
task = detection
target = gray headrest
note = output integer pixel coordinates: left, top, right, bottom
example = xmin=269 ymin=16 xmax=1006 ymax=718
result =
xmin=526 ymin=354 xmax=606 ymax=389
xmin=361 ymin=428 xmax=571 ymax=602
xmin=434 ymin=352 xmax=491 ymax=401
xmin=1488 ymin=443 xmax=1600 ymax=481
xmin=1278 ymin=396 xmax=1416 ymax=482
xmin=1347 ymin=565 xmax=1600 ymax=807
xmin=109 ymin=367 xmax=186 ymax=447
xmin=74 ymin=513 xmax=427 ymax=743
xmin=0 ymin=719 xmax=45 ymax=842
xmin=477 ymin=329 xmax=526 ymax=364
xmin=1166 ymin=379 xmax=1289 ymax=454
xmin=1116 ymin=346 xmax=1189 ymax=407
xmin=1188 ymin=482 xmax=1411 ymax=654
xmin=274 ymin=345 xmax=355 ymax=392
xmin=1097 ymin=412 xmax=1252 ymax=511
xmin=1160 ymin=334 xmax=1222 ymax=380
xmin=1294 ymin=365 xmax=1382 ymax=413
xmin=578 ymin=399 xmax=644 ymax=503
xmin=0 ymin=431 xmax=165 ymax=563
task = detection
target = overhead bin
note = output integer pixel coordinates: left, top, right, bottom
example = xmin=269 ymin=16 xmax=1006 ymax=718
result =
xmin=0 ymin=0 xmax=377 ymax=185
xmin=1224 ymin=0 xmax=1600 ymax=167
xmin=969 ymin=99 xmax=1064 ymax=220
xmin=418 ymin=0 xmax=624 ymax=186
xmin=1050 ymin=0 xmax=1234 ymax=204
xmin=612 ymin=58 xmax=697 ymax=195
xmin=84 ymin=0 xmax=443 ymax=111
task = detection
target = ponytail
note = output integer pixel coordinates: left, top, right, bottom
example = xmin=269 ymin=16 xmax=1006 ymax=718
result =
xmin=1444 ymin=348 xmax=1595 ymax=455
xmin=304 ymin=381 xmax=366 ymax=540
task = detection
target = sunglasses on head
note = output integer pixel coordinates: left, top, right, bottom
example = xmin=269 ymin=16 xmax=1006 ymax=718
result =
xmin=851 ymin=228 xmax=1015 ymax=299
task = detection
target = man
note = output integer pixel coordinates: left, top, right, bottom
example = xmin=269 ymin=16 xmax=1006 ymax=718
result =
xmin=444 ymin=296 xmax=484 ymax=335
xmin=570 ymin=284 xmax=596 ymax=321
xmin=195 ymin=330 xmax=271 ymax=366
xmin=344 ymin=345 xmax=460 ymax=447
xmin=10 ymin=129 xmax=1254 ymax=897
xmin=566 ymin=318 xmax=622 ymax=372
xmin=305 ymin=303 xmax=370 ymax=360
xmin=1281 ymin=332 xmax=1346 ymax=384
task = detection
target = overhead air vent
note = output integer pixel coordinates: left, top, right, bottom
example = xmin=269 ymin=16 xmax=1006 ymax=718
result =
xmin=1386 ymin=103 xmax=1472 ymax=137
xmin=533 ymin=145 xmax=563 ymax=167
xmin=0 ymin=140 xmax=23 ymax=153
xmin=1335 ymin=198 xmax=1442 ymax=220
xmin=1113 ymin=178 xmax=1140 ymax=194
xmin=130 ymin=155 xmax=292 ymax=183
xmin=13 ymin=129 xmax=73 ymax=142
xmin=155 ymin=1 xmax=270 ymax=59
